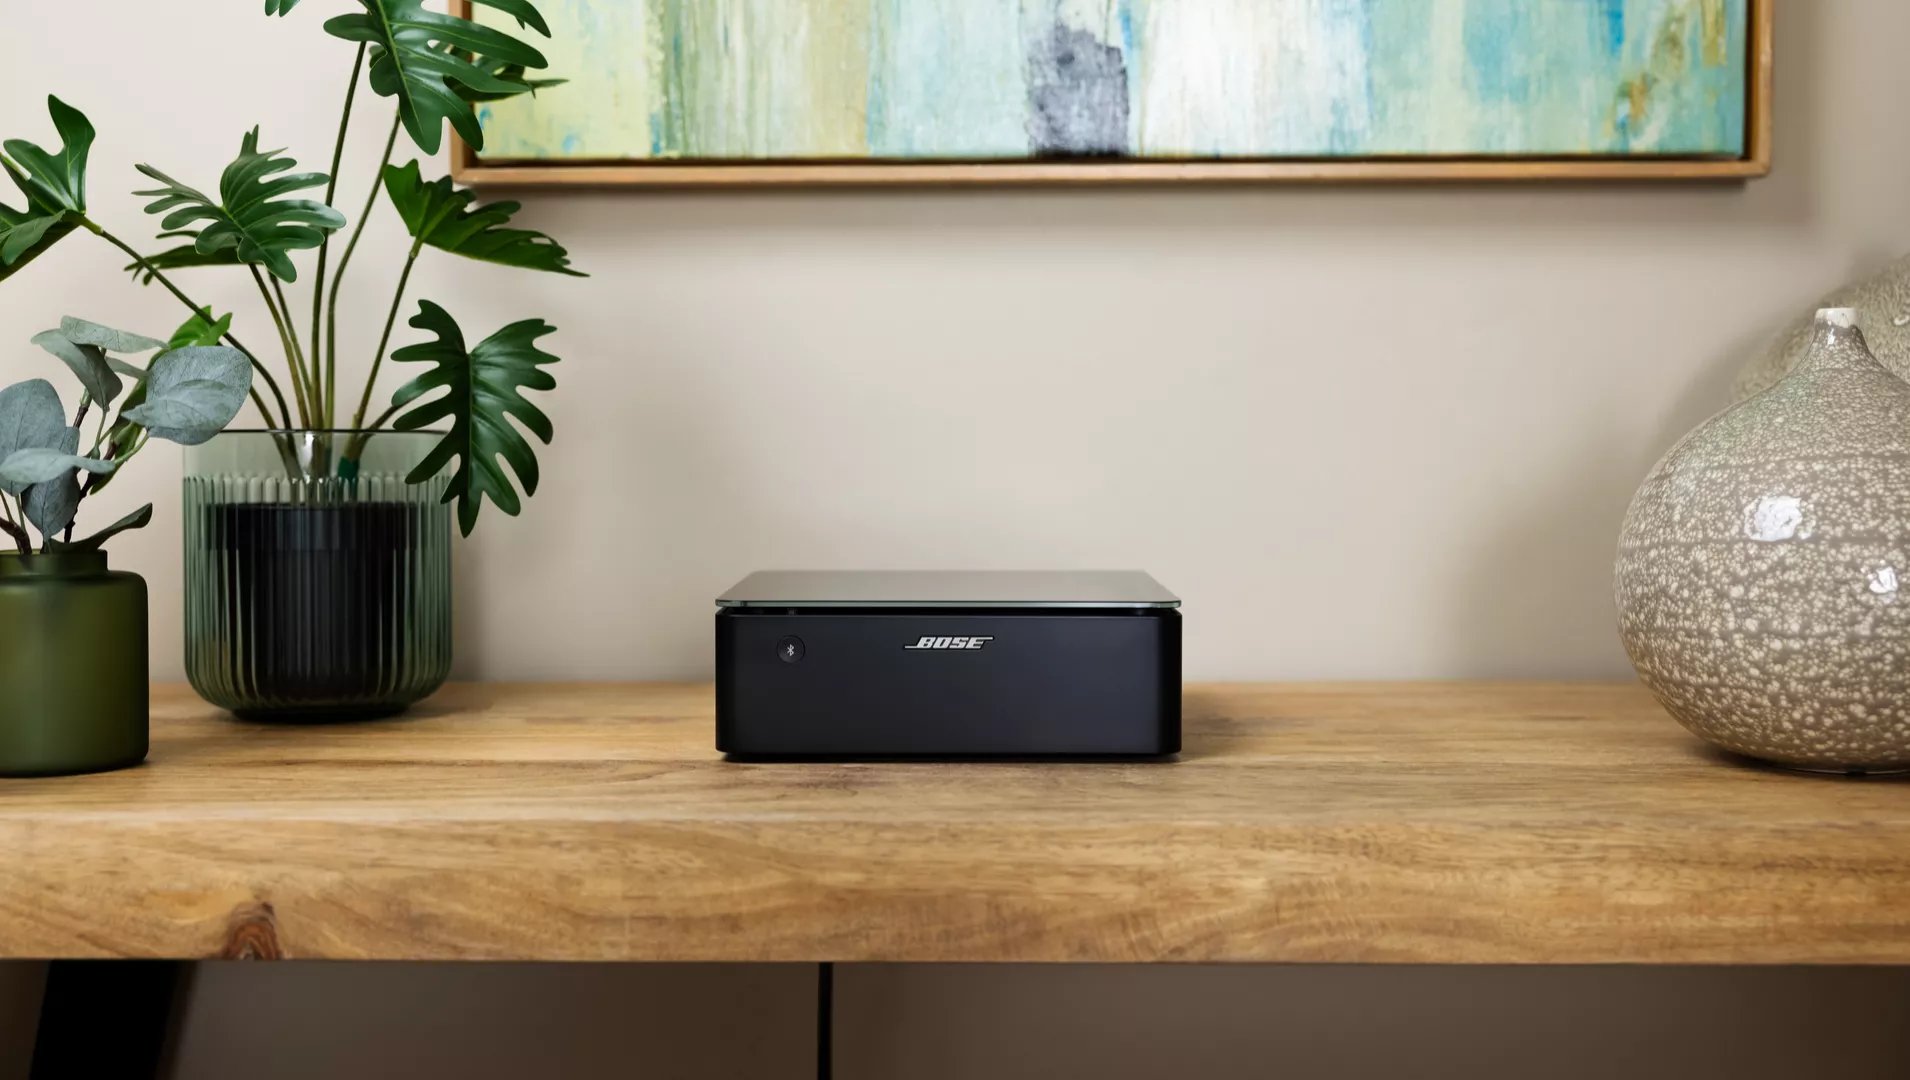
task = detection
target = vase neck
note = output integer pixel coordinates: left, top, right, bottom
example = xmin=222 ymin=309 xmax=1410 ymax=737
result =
xmin=1799 ymin=307 xmax=1892 ymax=376
xmin=0 ymin=551 xmax=108 ymax=579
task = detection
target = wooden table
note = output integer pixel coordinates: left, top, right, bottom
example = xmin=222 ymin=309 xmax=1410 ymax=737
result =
xmin=2 ymin=682 xmax=1907 ymax=965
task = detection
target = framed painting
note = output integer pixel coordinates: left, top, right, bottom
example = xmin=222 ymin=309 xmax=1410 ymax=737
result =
xmin=451 ymin=0 xmax=1773 ymax=187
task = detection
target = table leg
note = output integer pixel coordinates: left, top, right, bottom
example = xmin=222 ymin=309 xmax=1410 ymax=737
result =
xmin=817 ymin=961 xmax=834 ymax=1080
xmin=30 ymin=961 xmax=187 ymax=1079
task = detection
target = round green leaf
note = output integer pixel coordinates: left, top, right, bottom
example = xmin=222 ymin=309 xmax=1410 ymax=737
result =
xmin=31 ymin=329 xmax=123 ymax=407
xmin=121 ymin=345 xmax=253 ymax=445
xmin=0 ymin=378 xmax=68 ymax=493
xmin=0 ymin=446 xmax=115 ymax=490
xmin=58 ymin=317 xmax=166 ymax=354
xmin=20 ymin=425 xmax=82 ymax=537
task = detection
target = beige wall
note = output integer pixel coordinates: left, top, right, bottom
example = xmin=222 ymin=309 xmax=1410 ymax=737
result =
xmin=6 ymin=4 xmax=1907 ymax=684
xmin=6 ymin=3 xmax=1910 ymax=1078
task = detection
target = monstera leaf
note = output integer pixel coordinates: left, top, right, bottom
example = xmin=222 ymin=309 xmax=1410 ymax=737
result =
xmin=323 ymin=0 xmax=552 ymax=155
xmin=121 ymin=346 xmax=253 ymax=446
xmin=123 ymin=243 xmax=241 ymax=284
xmin=388 ymin=300 xmax=558 ymax=535
xmin=167 ymin=308 xmax=233 ymax=350
xmin=450 ymin=53 xmax=565 ymax=104
xmin=0 ymin=191 xmax=75 ymax=282
xmin=134 ymin=128 xmax=345 ymax=283
xmin=3 ymin=95 xmax=90 ymax=213
xmin=0 ymin=97 xmax=92 ymax=281
xmin=384 ymin=161 xmax=583 ymax=275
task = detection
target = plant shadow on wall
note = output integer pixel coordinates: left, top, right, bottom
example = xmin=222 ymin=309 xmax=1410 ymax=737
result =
xmin=0 ymin=0 xmax=586 ymax=721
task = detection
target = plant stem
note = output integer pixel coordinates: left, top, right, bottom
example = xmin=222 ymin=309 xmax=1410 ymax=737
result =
xmin=311 ymin=43 xmax=367 ymax=394
xmin=68 ymin=407 xmax=115 ymax=543
xmin=59 ymin=395 xmax=95 ymax=545
xmin=0 ymin=495 xmax=28 ymax=554
xmin=251 ymin=266 xmax=312 ymax=426
xmin=341 ymin=240 xmax=422 ymax=464
xmin=351 ymin=240 xmax=421 ymax=434
xmin=327 ymin=110 xmax=401 ymax=429
xmin=271 ymin=275 xmax=320 ymax=420
xmin=363 ymin=400 xmax=402 ymax=432
xmin=101 ymin=430 xmax=151 ymax=483
xmin=86 ymin=221 xmax=295 ymax=430
xmin=86 ymin=407 xmax=108 ymax=458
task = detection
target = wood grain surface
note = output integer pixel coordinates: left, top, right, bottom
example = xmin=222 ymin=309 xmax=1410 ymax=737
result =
xmin=0 ymin=682 xmax=1903 ymax=965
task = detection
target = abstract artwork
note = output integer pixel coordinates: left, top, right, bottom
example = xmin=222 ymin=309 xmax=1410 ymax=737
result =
xmin=458 ymin=0 xmax=1768 ymax=185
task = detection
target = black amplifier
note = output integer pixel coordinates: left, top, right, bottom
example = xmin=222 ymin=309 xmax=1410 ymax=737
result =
xmin=715 ymin=571 xmax=1181 ymax=759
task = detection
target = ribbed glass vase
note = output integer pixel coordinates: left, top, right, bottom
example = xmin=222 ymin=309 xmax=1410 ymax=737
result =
xmin=183 ymin=430 xmax=451 ymax=721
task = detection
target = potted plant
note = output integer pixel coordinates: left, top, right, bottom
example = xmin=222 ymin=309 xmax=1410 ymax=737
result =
xmin=0 ymin=317 xmax=252 ymax=774
xmin=0 ymin=1 xmax=581 ymax=720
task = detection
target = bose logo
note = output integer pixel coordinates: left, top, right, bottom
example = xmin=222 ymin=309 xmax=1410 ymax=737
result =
xmin=904 ymin=636 xmax=994 ymax=651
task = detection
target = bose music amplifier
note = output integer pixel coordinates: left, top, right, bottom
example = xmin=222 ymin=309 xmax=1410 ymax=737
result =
xmin=715 ymin=571 xmax=1181 ymax=759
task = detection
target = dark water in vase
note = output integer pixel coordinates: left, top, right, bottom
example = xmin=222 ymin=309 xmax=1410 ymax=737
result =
xmin=184 ymin=473 xmax=451 ymax=721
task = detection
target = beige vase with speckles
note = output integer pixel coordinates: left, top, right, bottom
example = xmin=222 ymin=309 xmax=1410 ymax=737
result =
xmin=1734 ymin=256 xmax=1910 ymax=400
xmin=1617 ymin=308 xmax=1910 ymax=774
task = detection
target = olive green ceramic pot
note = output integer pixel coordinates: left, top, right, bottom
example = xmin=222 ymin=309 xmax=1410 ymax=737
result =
xmin=0 ymin=551 xmax=148 ymax=776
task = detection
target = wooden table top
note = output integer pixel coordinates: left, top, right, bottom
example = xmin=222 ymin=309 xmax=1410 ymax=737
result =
xmin=0 ymin=682 xmax=1904 ymax=964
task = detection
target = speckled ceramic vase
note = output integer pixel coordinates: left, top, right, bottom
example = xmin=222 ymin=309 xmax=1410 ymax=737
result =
xmin=1617 ymin=308 xmax=1910 ymax=774
xmin=1735 ymin=255 xmax=1910 ymax=400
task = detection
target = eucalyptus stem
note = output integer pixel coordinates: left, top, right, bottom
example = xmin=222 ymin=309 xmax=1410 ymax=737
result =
xmin=251 ymin=265 xmax=312 ymax=426
xmin=86 ymin=407 xmax=107 ymax=458
xmin=59 ymin=394 xmax=95 ymax=546
xmin=327 ymin=110 xmax=401 ymax=425
xmin=86 ymin=221 xmax=294 ymax=430
xmin=0 ymin=494 xmax=27 ymax=554
xmin=311 ymin=42 xmax=367 ymax=396
xmin=118 ymin=431 xmax=151 ymax=470
xmin=66 ymin=407 xmax=112 ymax=545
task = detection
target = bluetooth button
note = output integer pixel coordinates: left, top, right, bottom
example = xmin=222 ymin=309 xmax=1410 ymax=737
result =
xmin=776 ymin=636 xmax=805 ymax=664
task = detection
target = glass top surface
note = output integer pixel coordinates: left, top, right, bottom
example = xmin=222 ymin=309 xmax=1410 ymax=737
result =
xmin=717 ymin=571 xmax=1180 ymax=608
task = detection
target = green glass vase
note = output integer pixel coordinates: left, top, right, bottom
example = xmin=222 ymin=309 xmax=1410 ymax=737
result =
xmin=0 ymin=551 xmax=148 ymax=776
xmin=182 ymin=430 xmax=452 ymax=722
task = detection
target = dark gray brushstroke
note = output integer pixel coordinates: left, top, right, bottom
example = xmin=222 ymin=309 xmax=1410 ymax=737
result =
xmin=1025 ymin=23 xmax=1130 ymax=157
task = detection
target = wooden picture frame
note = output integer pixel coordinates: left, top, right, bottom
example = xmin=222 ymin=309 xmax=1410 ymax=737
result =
xmin=451 ymin=0 xmax=1773 ymax=189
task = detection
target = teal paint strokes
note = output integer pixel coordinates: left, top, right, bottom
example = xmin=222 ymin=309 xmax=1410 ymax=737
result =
xmin=1464 ymin=1 xmax=1534 ymax=104
xmin=475 ymin=0 xmax=1752 ymax=163
xmin=868 ymin=0 xmax=1029 ymax=158
xmin=1598 ymin=0 xmax=1627 ymax=55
